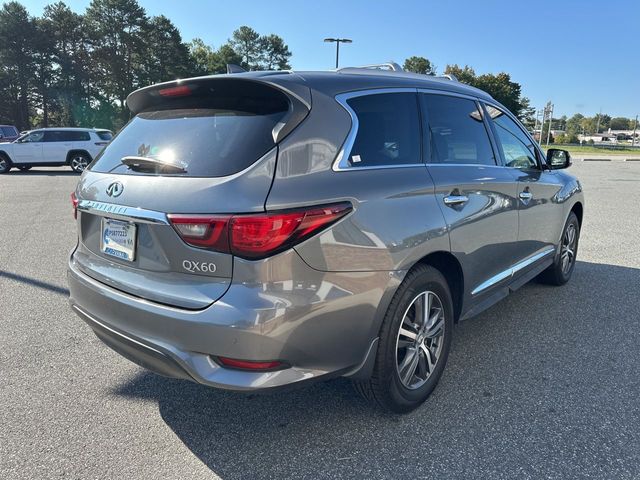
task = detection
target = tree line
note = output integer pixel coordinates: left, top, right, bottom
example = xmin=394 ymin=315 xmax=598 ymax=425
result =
xmin=403 ymin=56 xmax=534 ymax=122
xmin=3 ymin=3 xmax=624 ymax=138
xmin=403 ymin=55 xmax=638 ymax=142
xmin=0 ymin=0 xmax=292 ymax=131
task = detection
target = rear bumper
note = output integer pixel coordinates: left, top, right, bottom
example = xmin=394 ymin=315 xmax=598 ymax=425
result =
xmin=68 ymin=249 xmax=401 ymax=391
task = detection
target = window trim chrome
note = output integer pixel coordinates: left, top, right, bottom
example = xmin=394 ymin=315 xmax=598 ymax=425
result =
xmin=77 ymin=199 xmax=169 ymax=225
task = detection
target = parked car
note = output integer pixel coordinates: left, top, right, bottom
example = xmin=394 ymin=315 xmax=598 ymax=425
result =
xmin=67 ymin=65 xmax=583 ymax=412
xmin=0 ymin=127 xmax=113 ymax=173
xmin=0 ymin=124 xmax=20 ymax=143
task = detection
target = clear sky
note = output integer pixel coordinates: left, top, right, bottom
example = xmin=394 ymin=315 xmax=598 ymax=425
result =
xmin=20 ymin=0 xmax=640 ymax=118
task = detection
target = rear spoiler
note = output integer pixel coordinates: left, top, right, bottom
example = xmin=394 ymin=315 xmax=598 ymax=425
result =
xmin=126 ymin=75 xmax=311 ymax=143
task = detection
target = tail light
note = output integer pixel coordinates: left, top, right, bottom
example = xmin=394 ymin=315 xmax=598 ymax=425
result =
xmin=168 ymin=202 xmax=352 ymax=260
xmin=71 ymin=192 xmax=78 ymax=219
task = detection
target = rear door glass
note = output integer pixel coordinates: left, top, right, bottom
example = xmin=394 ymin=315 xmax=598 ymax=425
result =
xmin=420 ymin=94 xmax=496 ymax=166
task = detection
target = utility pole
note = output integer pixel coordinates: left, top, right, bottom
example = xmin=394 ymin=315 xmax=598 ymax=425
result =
xmin=632 ymin=114 xmax=638 ymax=147
xmin=533 ymin=109 xmax=541 ymax=137
xmin=323 ymin=38 xmax=353 ymax=68
xmin=544 ymin=102 xmax=554 ymax=146
xmin=595 ymin=107 xmax=602 ymax=133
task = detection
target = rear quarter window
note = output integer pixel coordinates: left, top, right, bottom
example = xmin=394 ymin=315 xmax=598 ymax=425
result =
xmin=345 ymin=93 xmax=421 ymax=168
xmin=96 ymin=131 xmax=113 ymax=141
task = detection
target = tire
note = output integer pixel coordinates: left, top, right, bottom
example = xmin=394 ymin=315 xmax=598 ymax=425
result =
xmin=539 ymin=212 xmax=580 ymax=286
xmin=354 ymin=264 xmax=454 ymax=413
xmin=0 ymin=153 xmax=12 ymax=174
xmin=69 ymin=153 xmax=90 ymax=173
xmin=18 ymin=166 xmax=32 ymax=171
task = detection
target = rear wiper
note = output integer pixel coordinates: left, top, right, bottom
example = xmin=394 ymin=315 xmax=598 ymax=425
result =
xmin=121 ymin=156 xmax=187 ymax=173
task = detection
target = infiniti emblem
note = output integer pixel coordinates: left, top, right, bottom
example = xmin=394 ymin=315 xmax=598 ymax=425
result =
xmin=106 ymin=181 xmax=124 ymax=197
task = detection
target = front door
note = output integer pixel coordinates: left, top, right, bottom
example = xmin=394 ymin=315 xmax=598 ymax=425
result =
xmin=13 ymin=130 xmax=44 ymax=164
xmin=482 ymin=104 xmax=565 ymax=262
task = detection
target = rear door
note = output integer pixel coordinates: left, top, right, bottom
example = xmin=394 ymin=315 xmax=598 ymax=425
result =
xmin=74 ymin=77 xmax=309 ymax=308
xmin=12 ymin=130 xmax=44 ymax=164
xmin=482 ymin=103 xmax=565 ymax=263
xmin=419 ymin=92 xmax=519 ymax=304
xmin=42 ymin=130 xmax=70 ymax=163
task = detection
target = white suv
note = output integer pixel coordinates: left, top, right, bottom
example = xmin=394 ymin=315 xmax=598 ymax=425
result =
xmin=0 ymin=127 xmax=113 ymax=173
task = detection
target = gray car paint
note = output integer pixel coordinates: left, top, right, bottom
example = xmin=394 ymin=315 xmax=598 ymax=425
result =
xmin=68 ymin=69 xmax=584 ymax=391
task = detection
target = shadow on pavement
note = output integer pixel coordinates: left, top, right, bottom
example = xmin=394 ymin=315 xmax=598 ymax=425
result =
xmin=7 ymin=168 xmax=79 ymax=176
xmin=112 ymin=260 xmax=640 ymax=479
xmin=0 ymin=270 xmax=70 ymax=296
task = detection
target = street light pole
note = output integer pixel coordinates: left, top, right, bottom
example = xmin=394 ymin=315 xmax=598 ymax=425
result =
xmin=545 ymin=102 xmax=554 ymax=146
xmin=324 ymin=37 xmax=352 ymax=68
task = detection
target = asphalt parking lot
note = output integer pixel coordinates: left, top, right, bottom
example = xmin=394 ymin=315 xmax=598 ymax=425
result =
xmin=1 ymin=161 xmax=639 ymax=479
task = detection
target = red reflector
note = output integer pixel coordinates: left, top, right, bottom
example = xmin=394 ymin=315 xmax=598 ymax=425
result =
xmin=217 ymin=357 xmax=283 ymax=371
xmin=158 ymin=85 xmax=192 ymax=97
xmin=71 ymin=192 xmax=78 ymax=219
xmin=168 ymin=202 xmax=352 ymax=260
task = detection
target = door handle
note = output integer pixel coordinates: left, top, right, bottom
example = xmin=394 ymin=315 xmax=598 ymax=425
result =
xmin=443 ymin=194 xmax=469 ymax=207
xmin=519 ymin=191 xmax=533 ymax=201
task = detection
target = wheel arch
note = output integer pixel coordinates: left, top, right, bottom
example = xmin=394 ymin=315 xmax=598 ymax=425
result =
xmin=66 ymin=149 xmax=93 ymax=164
xmin=0 ymin=149 xmax=12 ymax=162
xmin=570 ymin=201 xmax=583 ymax=227
xmin=415 ymin=251 xmax=464 ymax=323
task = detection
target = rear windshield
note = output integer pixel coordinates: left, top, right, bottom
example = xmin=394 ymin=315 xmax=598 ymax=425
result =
xmin=90 ymin=87 xmax=290 ymax=177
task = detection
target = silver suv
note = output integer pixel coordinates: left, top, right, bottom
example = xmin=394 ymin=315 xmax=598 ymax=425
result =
xmin=68 ymin=65 xmax=583 ymax=412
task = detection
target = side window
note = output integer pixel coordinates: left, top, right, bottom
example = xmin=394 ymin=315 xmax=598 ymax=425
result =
xmin=421 ymin=94 xmax=496 ymax=166
xmin=59 ymin=131 xmax=90 ymax=141
xmin=485 ymin=105 xmax=538 ymax=169
xmin=25 ymin=131 xmax=44 ymax=142
xmin=72 ymin=131 xmax=91 ymax=141
xmin=346 ymin=93 xmax=420 ymax=167
xmin=96 ymin=131 xmax=113 ymax=141
xmin=43 ymin=131 xmax=65 ymax=142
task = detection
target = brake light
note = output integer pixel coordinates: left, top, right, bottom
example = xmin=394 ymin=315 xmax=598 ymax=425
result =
xmin=71 ymin=192 xmax=78 ymax=219
xmin=168 ymin=202 xmax=352 ymax=259
xmin=217 ymin=357 xmax=284 ymax=371
xmin=158 ymin=85 xmax=192 ymax=97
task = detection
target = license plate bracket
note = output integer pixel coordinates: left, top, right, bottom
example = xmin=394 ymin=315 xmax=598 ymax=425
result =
xmin=100 ymin=218 xmax=137 ymax=262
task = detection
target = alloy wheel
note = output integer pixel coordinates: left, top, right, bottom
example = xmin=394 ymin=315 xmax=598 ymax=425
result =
xmin=71 ymin=156 xmax=88 ymax=173
xmin=395 ymin=290 xmax=445 ymax=390
xmin=561 ymin=223 xmax=577 ymax=274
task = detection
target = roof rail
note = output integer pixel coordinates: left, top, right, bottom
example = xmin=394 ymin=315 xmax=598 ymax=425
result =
xmin=439 ymin=74 xmax=458 ymax=82
xmin=338 ymin=62 xmax=404 ymax=72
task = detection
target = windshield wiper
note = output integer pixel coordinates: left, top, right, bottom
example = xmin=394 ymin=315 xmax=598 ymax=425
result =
xmin=121 ymin=156 xmax=187 ymax=173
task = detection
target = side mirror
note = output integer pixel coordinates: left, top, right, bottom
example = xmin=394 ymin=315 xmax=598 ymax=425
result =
xmin=547 ymin=148 xmax=572 ymax=169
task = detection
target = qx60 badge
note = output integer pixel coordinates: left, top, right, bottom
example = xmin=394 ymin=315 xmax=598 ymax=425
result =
xmin=106 ymin=181 xmax=124 ymax=197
